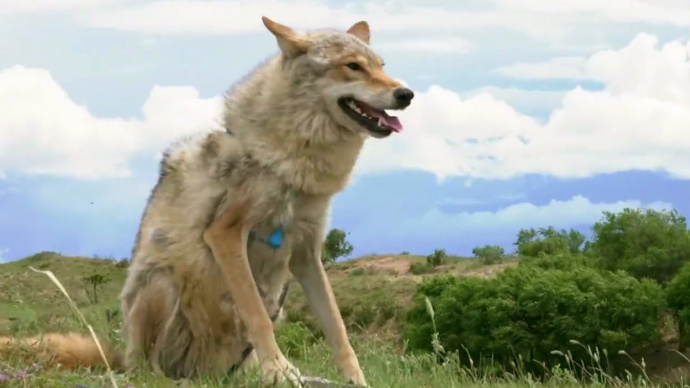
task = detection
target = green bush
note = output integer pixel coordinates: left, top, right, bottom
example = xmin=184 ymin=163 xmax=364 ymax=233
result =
xmin=519 ymin=253 xmax=599 ymax=271
xmin=588 ymin=208 xmax=690 ymax=283
xmin=514 ymin=227 xmax=585 ymax=257
xmin=667 ymin=262 xmax=690 ymax=351
xmin=410 ymin=262 xmax=435 ymax=275
xmin=403 ymin=264 xmax=664 ymax=377
xmin=472 ymin=244 xmax=505 ymax=264
xmin=426 ymin=249 xmax=446 ymax=267
xmin=348 ymin=267 xmax=367 ymax=277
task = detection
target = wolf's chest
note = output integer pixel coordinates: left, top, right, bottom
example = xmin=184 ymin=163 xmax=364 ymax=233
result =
xmin=243 ymin=195 xmax=296 ymax=318
xmin=247 ymin=191 xmax=296 ymax=251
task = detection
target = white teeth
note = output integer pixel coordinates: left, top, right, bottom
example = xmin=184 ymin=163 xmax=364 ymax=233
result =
xmin=348 ymin=100 xmax=373 ymax=119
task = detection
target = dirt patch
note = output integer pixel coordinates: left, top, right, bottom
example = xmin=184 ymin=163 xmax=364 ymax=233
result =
xmin=453 ymin=262 xmax=517 ymax=278
xmin=334 ymin=256 xmax=518 ymax=278
xmin=347 ymin=256 xmax=414 ymax=275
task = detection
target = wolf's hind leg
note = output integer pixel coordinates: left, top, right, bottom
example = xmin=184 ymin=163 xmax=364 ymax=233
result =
xmin=121 ymin=270 xmax=177 ymax=376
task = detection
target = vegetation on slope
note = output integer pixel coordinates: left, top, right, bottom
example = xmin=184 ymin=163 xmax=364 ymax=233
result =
xmin=1 ymin=207 xmax=690 ymax=387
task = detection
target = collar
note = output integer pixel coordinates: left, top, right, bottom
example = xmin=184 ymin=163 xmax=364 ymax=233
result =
xmin=248 ymin=227 xmax=285 ymax=250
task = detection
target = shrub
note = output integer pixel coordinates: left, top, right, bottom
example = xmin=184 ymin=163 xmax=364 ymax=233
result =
xmin=410 ymin=262 xmax=435 ymax=275
xmin=404 ymin=264 xmax=664 ymax=377
xmin=348 ymin=267 xmax=367 ymax=277
xmin=472 ymin=245 xmax=505 ymax=265
xmin=588 ymin=208 xmax=690 ymax=283
xmin=519 ymin=253 xmax=599 ymax=272
xmin=514 ymin=227 xmax=585 ymax=257
xmin=667 ymin=262 xmax=690 ymax=350
xmin=426 ymin=249 xmax=446 ymax=267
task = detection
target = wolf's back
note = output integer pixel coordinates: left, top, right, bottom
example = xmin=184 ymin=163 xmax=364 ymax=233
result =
xmin=0 ymin=332 xmax=122 ymax=370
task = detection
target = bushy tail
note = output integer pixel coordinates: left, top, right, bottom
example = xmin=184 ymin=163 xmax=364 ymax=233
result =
xmin=0 ymin=332 xmax=123 ymax=370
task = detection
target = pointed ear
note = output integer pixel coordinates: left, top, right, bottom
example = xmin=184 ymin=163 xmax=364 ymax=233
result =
xmin=261 ymin=16 xmax=310 ymax=57
xmin=346 ymin=21 xmax=370 ymax=45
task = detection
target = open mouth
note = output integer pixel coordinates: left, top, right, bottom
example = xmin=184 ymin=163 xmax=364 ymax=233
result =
xmin=337 ymin=97 xmax=403 ymax=138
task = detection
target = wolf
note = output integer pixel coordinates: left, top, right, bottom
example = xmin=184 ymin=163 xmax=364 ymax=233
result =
xmin=0 ymin=16 xmax=413 ymax=387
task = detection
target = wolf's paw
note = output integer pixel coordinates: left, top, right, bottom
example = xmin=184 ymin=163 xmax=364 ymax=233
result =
xmin=345 ymin=370 xmax=367 ymax=387
xmin=260 ymin=353 xmax=302 ymax=387
xmin=340 ymin=355 xmax=367 ymax=387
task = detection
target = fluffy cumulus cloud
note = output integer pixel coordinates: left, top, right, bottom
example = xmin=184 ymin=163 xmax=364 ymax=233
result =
xmin=1 ymin=33 xmax=688 ymax=181
xmin=465 ymin=87 xmax=568 ymax=116
xmin=0 ymin=66 xmax=223 ymax=179
xmin=413 ymin=195 xmax=671 ymax=233
xmin=357 ymin=33 xmax=690 ymax=180
xmin=494 ymin=35 xmax=690 ymax=82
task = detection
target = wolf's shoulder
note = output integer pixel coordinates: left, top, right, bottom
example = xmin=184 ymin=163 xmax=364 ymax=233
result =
xmin=158 ymin=130 xmax=243 ymax=177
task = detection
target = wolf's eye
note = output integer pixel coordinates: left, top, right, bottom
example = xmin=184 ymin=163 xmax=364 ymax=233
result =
xmin=346 ymin=62 xmax=362 ymax=71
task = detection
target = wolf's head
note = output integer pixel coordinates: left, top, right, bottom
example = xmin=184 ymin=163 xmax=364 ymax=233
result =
xmin=261 ymin=16 xmax=414 ymax=139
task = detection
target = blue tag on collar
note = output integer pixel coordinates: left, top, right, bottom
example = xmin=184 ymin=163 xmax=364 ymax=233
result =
xmin=266 ymin=228 xmax=285 ymax=249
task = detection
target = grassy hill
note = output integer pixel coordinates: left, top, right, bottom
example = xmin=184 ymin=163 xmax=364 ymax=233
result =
xmin=0 ymin=251 xmax=679 ymax=387
xmin=0 ymin=251 xmax=512 ymax=339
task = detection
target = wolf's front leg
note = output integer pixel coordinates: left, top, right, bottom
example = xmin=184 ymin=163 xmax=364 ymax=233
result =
xmin=204 ymin=205 xmax=302 ymax=387
xmin=289 ymin=237 xmax=367 ymax=387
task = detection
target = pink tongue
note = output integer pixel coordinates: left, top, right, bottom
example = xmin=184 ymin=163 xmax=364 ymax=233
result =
xmin=356 ymin=102 xmax=404 ymax=132
xmin=378 ymin=116 xmax=403 ymax=132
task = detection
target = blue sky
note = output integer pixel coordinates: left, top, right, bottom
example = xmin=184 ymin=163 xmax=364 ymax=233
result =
xmin=1 ymin=0 xmax=690 ymax=262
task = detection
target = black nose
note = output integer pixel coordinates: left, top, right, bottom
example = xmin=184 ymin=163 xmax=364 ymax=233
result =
xmin=393 ymin=87 xmax=414 ymax=106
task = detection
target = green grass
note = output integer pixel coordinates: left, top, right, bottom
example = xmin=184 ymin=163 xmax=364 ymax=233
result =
xmin=0 ymin=335 xmax=618 ymax=387
xmin=0 ymin=252 xmax=684 ymax=387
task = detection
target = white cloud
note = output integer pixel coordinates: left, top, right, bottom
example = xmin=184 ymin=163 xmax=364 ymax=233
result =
xmin=492 ymin=56 xmax=589 ymax=80
xmin=0 ymin=0 xmax=123 ymax=14
xmin=376 ymin=37 xmax=472 ymax=54
xmin=73 ymin=0 xmax=690 ymax=45
xmin=0 ymin=247 xmax=8 ymax=262
xmin=415 ymin=195 xmax=672 ymax=232
xmin=491 ymin=0 xmax=690 ymax=27
xmin=494 ymin=34 xmax=690 ymax=82
xmin=0 ymin=65 xmax=223 ymax=179
xmin=357 ymin=33 xmax=690 ymax=180
xmin=2 ymin=33 xmax=689 ymax=181
xmin=465 ymin=86 xmax=568 ymax=115
xmin=586 ymin=35 xmax=690 ymax=101
xmin=78 ymin=0 xmax=363 ymax=36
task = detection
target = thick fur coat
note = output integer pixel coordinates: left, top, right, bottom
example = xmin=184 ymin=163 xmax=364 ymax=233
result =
xmin=1 ymin=17 xmax=414 ymax=388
